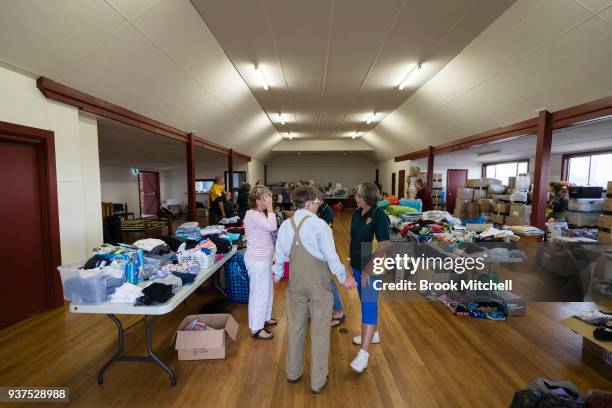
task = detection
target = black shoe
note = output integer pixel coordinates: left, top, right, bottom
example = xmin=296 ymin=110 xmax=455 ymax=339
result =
xmin=287 ymin=375 xmax=302 ymax=383
xmin=311 ymin=376 xmax=328 ymax=394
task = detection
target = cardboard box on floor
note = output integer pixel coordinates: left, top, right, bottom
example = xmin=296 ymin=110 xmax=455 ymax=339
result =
xmin=561 ymin=317 xmax=612 ymax=369
xmin=173 ymin=314 xmax=239 ymax=360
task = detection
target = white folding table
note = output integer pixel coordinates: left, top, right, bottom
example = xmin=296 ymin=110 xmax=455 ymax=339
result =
xmin=70 ymin=247 xmax=237 ymax=386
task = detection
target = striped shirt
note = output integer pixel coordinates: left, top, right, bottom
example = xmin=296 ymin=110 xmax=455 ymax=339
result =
xmin=244 ymin=209 xmax=278 ymax=261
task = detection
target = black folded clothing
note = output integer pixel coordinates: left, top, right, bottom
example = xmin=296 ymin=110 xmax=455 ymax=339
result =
xmin=594 ymin=326 xmax=612 ymax=341
xmin=83 ymin=254 xmax=111 ymax=269
xmin=209 ymin=236 xmax=233 ymax=253
xmin=153 ymin=235 xmax=184 ymax=252
xmin=141 ymin=282 xmax=174 ymax=304
xmin=172 ymin=272 xmax=196 ymax=285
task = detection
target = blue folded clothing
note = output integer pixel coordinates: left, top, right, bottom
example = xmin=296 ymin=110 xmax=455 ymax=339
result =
xmin=399 ymin=199 xmax=422 ymax=212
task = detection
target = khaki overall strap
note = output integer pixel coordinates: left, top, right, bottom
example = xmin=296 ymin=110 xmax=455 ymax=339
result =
xmin=289 ymin=215 xmax=311 ymax=247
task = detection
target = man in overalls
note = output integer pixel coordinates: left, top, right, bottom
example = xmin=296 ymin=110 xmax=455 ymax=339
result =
xmin=273 ymin=186 xmax=357 ymax=394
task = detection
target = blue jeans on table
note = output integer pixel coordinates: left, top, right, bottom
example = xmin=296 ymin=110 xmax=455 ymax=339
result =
xmin=330 ymin=279 xmax=343 ymax=312
xmin=352 ymin=268 xmax=380 ymax=325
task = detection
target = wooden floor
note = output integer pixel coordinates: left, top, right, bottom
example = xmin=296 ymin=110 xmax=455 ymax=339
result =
xmin=1 ymin=210 xmax=610 ymax=407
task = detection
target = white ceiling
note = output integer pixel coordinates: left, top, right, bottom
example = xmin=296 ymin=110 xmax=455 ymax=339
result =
xmin=414 ymin=115 xmax=612 ymax=165
xmin=0 ymin=0 xmax=281 ymax=160
xmin=366 ymin=0 xmax=612 ymax=160
xmin=1 ymin=0 xmax=611 ymax=163
xmin=192 ymin=0 xmax=514 ymax=140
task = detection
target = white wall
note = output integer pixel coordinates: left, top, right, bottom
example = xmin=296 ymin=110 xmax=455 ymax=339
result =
xmin=248 ymin=159 xmax=265 ymax=186
xmin=377 ymin=159 xmax=414 ymax=195
xmin=0 ymin=64 xmax=103 ymax=263
xmin=268 ymin=153 xmax=376 ymax=190
xmin=100 ymin=165 xmax=141 ymax=217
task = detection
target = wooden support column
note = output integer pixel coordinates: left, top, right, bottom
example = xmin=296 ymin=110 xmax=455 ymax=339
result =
xmin=228 ymin=148 xmax=234 ymax=192
xmin=531 ymin=110 xmax=552 ymax=230
xmin=186 ymin=133 xmax=196 ymax=221
xmin=264 ymin=164 xmax=268 ymax=186
xmin=427 ymin=145 xmax=434 ymax=189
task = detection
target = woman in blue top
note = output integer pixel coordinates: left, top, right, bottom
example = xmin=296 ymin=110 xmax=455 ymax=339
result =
xmin=349 ymin=182 xmax=390 ymax=374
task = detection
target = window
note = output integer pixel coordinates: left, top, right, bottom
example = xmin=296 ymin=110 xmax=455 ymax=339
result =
xmin=563 ymin=150 xmax=612 ymax=188
xmin=224 ymin=171 xmax=246 ymax=191
xmin=195 ymin=179 xmax=213 ymax=193
xmin=482 ymin=160 xmax=529 ymax=185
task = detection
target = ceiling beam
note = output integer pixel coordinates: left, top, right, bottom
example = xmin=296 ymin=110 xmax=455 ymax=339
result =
xmin=36 ymin=76 xmax=251 ymax=161
xmin=394 ymin=94 xmax=612 ymax=162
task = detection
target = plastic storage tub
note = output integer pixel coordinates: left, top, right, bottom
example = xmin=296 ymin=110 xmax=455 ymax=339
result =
xmin=566 ymin=211 xmax=601 ymax=227
xmin=58 ymin=263 xmax=124 ymax=304
xmin=567 ymin=198 xmax=603 ymax=212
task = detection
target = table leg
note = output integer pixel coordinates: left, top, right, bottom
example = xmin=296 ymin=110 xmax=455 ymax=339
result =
xmin=97 ymin=314 xmax=176 ymax=386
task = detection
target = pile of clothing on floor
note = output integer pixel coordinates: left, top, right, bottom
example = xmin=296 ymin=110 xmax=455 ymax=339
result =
xmin=575 ymin=310 xmax=612 ymax=342
xmin=510 ymin=377 xmax=611 ymax=408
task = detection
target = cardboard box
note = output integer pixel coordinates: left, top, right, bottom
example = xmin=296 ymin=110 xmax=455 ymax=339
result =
xmin=456 ymin=188 xmax=473 ymax=201
xmin=599 ymin=231 xmax=611 ymax=243
xmin=174 ymin=314 xmax=239 ymax=360
xmin=510 ymin=204 xmax=532 ymax=218
xmin=466 ymin=178 xmax=501 ymax=188
xmin=479 ymin=199 xmax=494 ymax=213
xmin=506 ymin=215 xmax=530 ymax=226
xmin=508 ymin=176 xmax=516 ymax=189
xmin=494 ymin=202 xmax=510 ymax=214
xmin=454 ymin=208 xmax=468 ymax=219
xmin=604 ymin=198 xmax=612 ymax=213
xmin=467 ymin=202 xmax=481 ymax=219
xmin=599 ymin=214 xmax=612 ymax=230
xmin=561 ymin=317 xmax=612 ymax=369
xmin=492 ymin=213 xmax=506 ymax=224
xmin=455 ymin=199 xmax=471 ymax=210
xmin=472 ymin=189 xmax=487 ymax=201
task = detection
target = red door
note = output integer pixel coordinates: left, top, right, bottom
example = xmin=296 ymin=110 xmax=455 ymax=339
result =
xmin=391 ymin=173 xmax=396 ymax=196
xmin=139 ymin=171 xmax=160 ymax=217
xmin=398 ymin=170 xmax=406 ymax=198
xmin=446 ymin=169 xmax=468 ymax=214
xmin=0 ymin=140 xmax=49 ymax=327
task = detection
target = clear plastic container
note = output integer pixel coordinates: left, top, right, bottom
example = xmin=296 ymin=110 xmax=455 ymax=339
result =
xmin=58 ymin=263 xmax=124 ymax=304
xmin=567 ymin=198 xmax=604 ymax=212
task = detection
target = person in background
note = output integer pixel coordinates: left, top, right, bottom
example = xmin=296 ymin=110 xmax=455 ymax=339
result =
xmin=208 ymin=176 xmax=226 ymax=225
xmin=282 ymin=182 xmax=292 ymax=211
xmin=236 ymin=182 xmax=251 ymax=219
xmin=415 ymin=179 xmax=433 ymax=211
xmin=224 ymin=191 xmax=236 ymax=217
xmin=316 ymin=200 xmax=346 ymax=327
xmin=273 ymin=186 xmax=357 ymax=394
xmin=244 ymin=185 xmax=278 ymax=340
xmin=349 ymin=182 xmax=390 ymax=374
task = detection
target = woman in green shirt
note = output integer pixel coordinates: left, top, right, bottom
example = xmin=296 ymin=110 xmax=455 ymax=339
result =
xmin=349 ymin=182 xmax=390 ymax=374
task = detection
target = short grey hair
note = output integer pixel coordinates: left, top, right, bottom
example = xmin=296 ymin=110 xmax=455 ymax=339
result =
xmin=292 ymin=186 xmax=321 ymax=209
xmin=355 ymin=182 xmax=381 ymax=207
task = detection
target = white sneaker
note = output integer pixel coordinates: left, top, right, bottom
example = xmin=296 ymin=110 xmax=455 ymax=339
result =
xmin=352 ymin=331 xmax=380 ymax=345
xmin=350 ymin=349 xmax=369 ymax=373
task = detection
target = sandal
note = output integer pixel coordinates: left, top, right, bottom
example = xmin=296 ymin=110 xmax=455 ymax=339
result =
xmin=331 ymin=314 xmax=345 ymax=327
xmin=252 ymin=328 xmax=274 ymax=340
xmin=265 ymin=319 xmax=278 ymax=326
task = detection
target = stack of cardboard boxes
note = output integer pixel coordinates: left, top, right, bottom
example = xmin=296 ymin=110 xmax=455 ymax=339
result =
xmin=507 ymin=203 xmax=532 ymax=226
xmin=599 ymin=181 xmax=612 ymax=243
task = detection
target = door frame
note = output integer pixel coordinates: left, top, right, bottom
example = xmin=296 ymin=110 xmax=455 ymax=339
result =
xmin=0 ymin=120 xmax=63 ymax=308
xmin=138 ymin=170 xmax=161 ymax=217
xmin=446 ymin=169 xmax=468 ymax=214
xmin=398 ymin=170 xmax=406 ymax=198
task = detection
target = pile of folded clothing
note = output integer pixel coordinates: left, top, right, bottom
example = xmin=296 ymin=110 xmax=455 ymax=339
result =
xmin=160 ymin=260 xmax=200 ymax=275
xmin=201 ymin=225 xmax=225 ymax=237
xmin=132 ymin=238 xmax=170 ymax=256
xmin=400 ymin=220 xmax=447 ymax=239
xmin=110 ymin=282 xmax=144 ymax=304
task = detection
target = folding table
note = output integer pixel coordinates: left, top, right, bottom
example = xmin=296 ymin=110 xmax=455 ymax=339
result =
xmin=69 ymin=247 xmax=237 ymax=386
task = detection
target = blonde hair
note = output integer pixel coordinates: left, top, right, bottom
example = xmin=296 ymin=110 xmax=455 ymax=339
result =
xmin=248 ymin=185 xmax=272 ymax=209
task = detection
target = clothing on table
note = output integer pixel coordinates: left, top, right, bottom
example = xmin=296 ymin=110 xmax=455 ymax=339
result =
xmin=236 ymin=190 xmax=249 ymax=219
xmin=416 ymin=188 xmax=433 ymax=212
xmin=244 ymin=256 xmax=273 ymax=332
xmin=273 ymin=209 xmax=346 ymax=283
xmin=244 ymin=209 xmax=278 ymax=261
xmin=349 ymin=205 xmax=390 ymax=270
xmin=201 ymin=225 xmax=225 ymax=236
xmin=220 ymin=216 xmax=241 ymax=225
xmin=132 ymin=238 xmax=169 ymax=254
xmin=160 ymin=260 xmax=200 ymax=275
xmin=111 ymin=282 xmax=144 ymax=304
xmin=284 ymin=216 xmax=333 ymax=391
xmin=352 ymin=268 xmax=380 ymax=325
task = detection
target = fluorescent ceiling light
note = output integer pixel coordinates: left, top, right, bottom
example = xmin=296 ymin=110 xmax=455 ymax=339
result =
xmin=278 ymin=113 xmax=285 ymax=125
xmin=254 ymin=65 xmax=269 ymax=90
xmin=398 ymin=63 xmax=422 ymax=90
xmin=366 ymin=112 xmax=376 ymax=124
